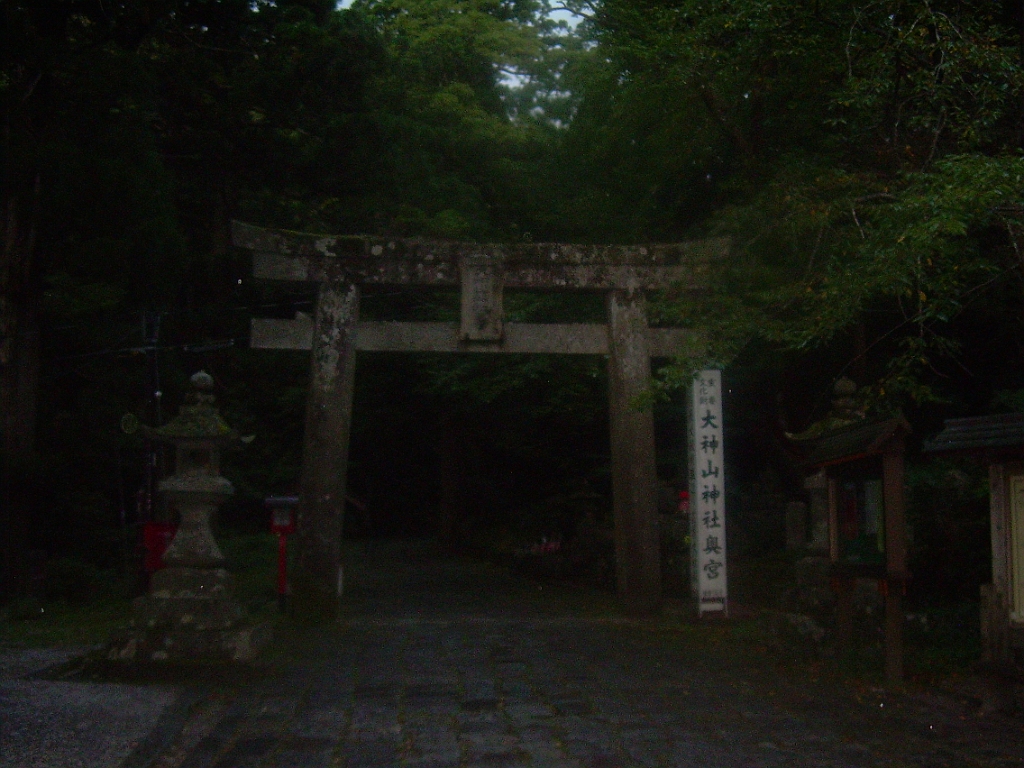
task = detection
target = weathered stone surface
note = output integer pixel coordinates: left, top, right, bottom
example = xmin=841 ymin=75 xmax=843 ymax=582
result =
xmin=803 ymin=470 xmax=830 ymax=551
xmin=161 ymin=498 xmax=228 ymax=568
xmin=460 ymin=255 xmax=504 ymax=342
xmin=253 ymin=250 xmax=711 ymax=291
xmin=785 ymin=501 xmax=807 ymax=551
xmin=292 ymin=279 xmax=359 ymax=621
xmin=107 ymin=622 xmax=270 ymax=663
xmin=110 ymin=563 xmax=268 ymax=661
xmin=607 ymin=289 xmax=661 ymax=614
xmin=109 ymin=564 xmax=268 ymax=662
xmin=148 ymin=566 xmax=236 ymax=599
xmin=251 ymin=318 xmax=703 ymax=357
xmin=107 ymin=374 xmax=269 ymax=662
xmin=233 ymin=220 xmax=728 ymax=271
xmin=131 ymin=594 xmax=245 ymax=632
xmin=235 ymin=218 xmax=726 ymax=293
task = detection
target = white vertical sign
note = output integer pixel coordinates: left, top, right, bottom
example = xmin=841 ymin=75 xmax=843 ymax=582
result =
xmin=690 ymin=369 xmax=727 ymax=614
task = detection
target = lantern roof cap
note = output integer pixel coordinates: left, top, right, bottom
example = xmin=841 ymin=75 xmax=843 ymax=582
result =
xmin=145 ymin=371 xmax=238 ymax=444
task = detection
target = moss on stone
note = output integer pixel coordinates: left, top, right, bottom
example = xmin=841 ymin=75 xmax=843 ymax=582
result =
xmin=153 ymin=404 xmax=236 ymax=440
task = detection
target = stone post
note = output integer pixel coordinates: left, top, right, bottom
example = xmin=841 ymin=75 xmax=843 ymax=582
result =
xmin=785 ymin=501 xmax=808 ymax=551
xmin=804 ymin=470 xmax=830 ymax=552
xmin=883 ymin=447 xmax=907 ymax=685
xmin=607 ymin=289 xmax=661 ymax=614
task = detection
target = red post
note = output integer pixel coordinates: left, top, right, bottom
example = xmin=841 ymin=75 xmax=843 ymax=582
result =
xmin=266 ymin=495 xmax=298 ymax=614
xmin=277 ymin=531 xmax=289 ymax=613
xmin=142 ymin=521 xmax=178 ymax=574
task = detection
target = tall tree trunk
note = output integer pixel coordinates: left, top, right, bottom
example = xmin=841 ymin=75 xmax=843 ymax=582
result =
xmin=1 ymin=187 xmax=41 ymax=601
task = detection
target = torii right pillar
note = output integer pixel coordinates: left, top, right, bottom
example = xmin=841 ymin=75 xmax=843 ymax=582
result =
xmin=608 ymin=288 xmax=661 ymax=614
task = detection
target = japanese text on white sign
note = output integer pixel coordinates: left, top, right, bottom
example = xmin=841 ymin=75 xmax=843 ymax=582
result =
xmin=690 ymin=370 xmax=727 ymax=614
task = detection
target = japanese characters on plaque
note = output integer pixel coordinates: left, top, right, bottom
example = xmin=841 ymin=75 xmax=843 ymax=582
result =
xmin=460 ymin=256 xmax=504 ymax=342
xmin=689 ymin=370 xmax=727 ymax=614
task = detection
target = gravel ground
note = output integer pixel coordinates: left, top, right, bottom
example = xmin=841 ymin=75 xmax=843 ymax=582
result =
xmin=0 ymin=646 xmax=179 ymax=768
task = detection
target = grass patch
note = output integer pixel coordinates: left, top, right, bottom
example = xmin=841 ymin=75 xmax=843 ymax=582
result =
xmin=728 ymin=552 xmax=799 ymax=608
xmin=0 ymin=597 xmax=133 ymax=649
xmin=0 ymin=531 xmax=283 ymax=650
xmin=903 ymin=602 xmax=982 ymax=683
xmin=220 ymin=532 xmax=280 ymax=622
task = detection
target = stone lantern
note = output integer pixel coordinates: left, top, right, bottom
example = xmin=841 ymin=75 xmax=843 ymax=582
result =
xmin=108 ymin=372 xmax=268 ymax=663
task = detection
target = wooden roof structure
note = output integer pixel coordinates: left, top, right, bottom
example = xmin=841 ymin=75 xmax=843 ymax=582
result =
xmin=923 ymin=413 xmax=1024 ymax=456
xmin=789 ymin=417 xmax=910 ymax=469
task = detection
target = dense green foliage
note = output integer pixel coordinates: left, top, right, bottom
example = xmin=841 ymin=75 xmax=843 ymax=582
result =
xmin=579 ymin=0 xmax=1024 ymax=411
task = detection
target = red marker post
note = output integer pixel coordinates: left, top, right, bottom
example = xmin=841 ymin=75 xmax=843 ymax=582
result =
xmin=142 ymin=521 xmax=178 ymax=578
xmin=266 ymin=496 xmax=298 ymax=613
xmin=677 ymin=490 xmax=690 ymax=515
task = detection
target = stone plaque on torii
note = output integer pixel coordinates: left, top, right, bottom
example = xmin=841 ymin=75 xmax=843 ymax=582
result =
xmin=232 ymin=221 xmax=727 ymax=619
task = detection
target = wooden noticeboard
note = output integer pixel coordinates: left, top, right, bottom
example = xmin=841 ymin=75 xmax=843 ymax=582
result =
xmin=925 ymin=413 xmax=1024 ymax=669
xmin=832 ymin=460 xmax=886 ymax=567
xmin=791 ymin=416 xmax=910 ymax=685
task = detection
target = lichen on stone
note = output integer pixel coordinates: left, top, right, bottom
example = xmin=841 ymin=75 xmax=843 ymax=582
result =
xmin=154 ymin=403 xmax=235 ymax=439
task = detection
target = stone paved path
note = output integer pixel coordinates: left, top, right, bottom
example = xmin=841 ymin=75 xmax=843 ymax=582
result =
xmin=138 ymin=541 xmax=1024 ymax=768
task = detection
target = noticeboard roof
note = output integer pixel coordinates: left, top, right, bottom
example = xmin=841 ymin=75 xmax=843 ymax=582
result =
xmin=923 ymin=412 xmax=1024 ymax=455
xmin=790 ymin=417 xmax=910 ymax=469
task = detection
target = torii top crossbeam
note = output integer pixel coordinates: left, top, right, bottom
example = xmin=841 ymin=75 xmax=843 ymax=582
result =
xmin=233 ymin=220 xmax=724 ymax=289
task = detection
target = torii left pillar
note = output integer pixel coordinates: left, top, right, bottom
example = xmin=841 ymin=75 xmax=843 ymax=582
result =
xmin=293 ymin=276 xmax=359 ymax=621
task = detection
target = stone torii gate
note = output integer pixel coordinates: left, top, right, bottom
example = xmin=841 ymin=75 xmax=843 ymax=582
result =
xmin=232 ymin=221 xmax=726 ymax=619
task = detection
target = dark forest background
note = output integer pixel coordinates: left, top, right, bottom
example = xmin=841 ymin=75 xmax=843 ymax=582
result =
xmin=3 ymin=0 xmax=1024 ymax=618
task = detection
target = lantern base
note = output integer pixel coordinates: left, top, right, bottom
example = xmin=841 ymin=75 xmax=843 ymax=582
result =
xmin=107 ymin=623 xmax=271 ymax=664
xmin=107 ymin=566 xmax=270 ymax=663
